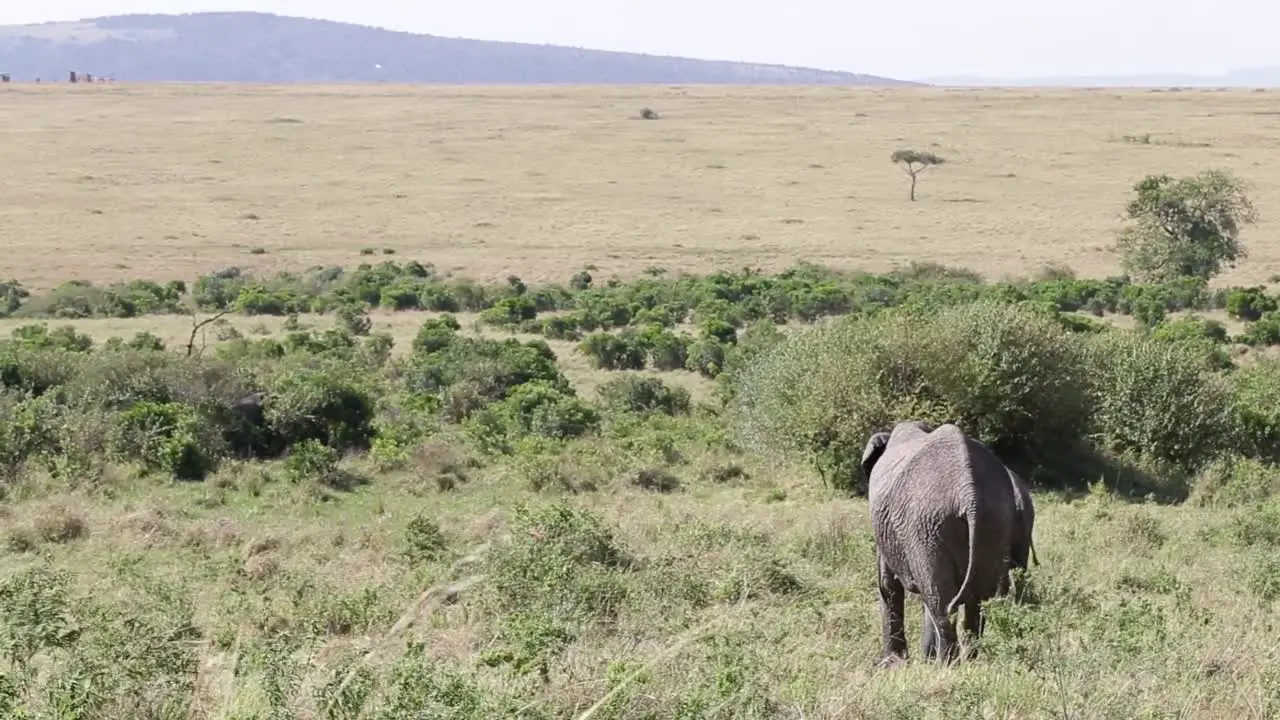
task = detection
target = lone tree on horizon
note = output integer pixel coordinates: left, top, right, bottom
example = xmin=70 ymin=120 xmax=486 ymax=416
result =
xmin=891 ymin=149 xmax=945 ymax=201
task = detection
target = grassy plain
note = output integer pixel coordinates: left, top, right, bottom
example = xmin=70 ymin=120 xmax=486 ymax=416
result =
xmin=4 ymin=84 xmax=1280 ymax=719
xmin=4 ymin=84 xmax=1280 ymax=290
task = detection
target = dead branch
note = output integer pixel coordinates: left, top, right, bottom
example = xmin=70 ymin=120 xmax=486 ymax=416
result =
xmin=187 ymin=309 xmax=230 ymax=357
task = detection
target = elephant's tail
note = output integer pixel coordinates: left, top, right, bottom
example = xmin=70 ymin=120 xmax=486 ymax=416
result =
xmin=1030 ymin=538 xmax=1040 ymax=566
xmin=946 ymin=492 xmax=980 ymax=618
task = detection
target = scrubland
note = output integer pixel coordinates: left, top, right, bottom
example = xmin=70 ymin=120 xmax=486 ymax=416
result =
xmin=5 ymin=85 xmax=1280 ymax=719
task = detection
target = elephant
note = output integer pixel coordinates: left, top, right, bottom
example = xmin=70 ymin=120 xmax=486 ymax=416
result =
xmin=223 ymin=391 xmax=277 ymax=458
xmin=999 ymin=465 xmax=1039 ymax=601
xmin=860 ymin=420 xmax=1035 ymax=666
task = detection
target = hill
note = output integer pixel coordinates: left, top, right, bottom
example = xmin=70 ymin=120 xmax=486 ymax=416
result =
xmin=0 ymin=11 xmax=916 ymax=85
xmin=926 ymin=67 xmax=1280 ymax=87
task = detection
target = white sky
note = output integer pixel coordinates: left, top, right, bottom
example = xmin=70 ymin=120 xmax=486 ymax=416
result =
xmin=1 ymin=0 xmax=1275 ymax=82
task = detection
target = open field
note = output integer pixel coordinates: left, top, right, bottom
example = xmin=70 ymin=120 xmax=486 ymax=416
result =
xmin=8 ymin=85 xmax=1280 ymax=718
xmin=4 ymin=84 xmax=1280 ymax=290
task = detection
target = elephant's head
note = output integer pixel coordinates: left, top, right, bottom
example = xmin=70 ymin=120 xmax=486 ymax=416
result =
xmin=861 ymin=431 xmax=892 ymax=480
xmin=861 ymin=420 xmax=938 ymax=482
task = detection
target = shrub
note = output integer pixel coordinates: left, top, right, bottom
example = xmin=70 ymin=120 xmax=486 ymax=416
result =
xmin=378 ymin=279 xmax=425 ymax=310
xmin=404 ymin=336 xmax=571 ymax=421
xmin=335 ymin=304 xmax=372 ymax=335
xmin=634 ymin=324 xmax=690 ymax=371
xmin=597 ymin=376 xmax=691 ymax=417
xmin=411 ymin=314 xmax=462 ymax=355
xmin=403 ymin=513 xmax=447 ymax=565
xmin=11 ymin=323 xmax=94 ymax=352
xmin=1149 ymin=316 xmax=1233 ymax=369
xmin=1230 ymin=359 xmax=1280 ymax=462
xmin=1192 ymin=455 xmax=1280 ymax=507
xmin=0 ymin=393 xmax=64 ymax=474
xmin=715 ymin=320 xmax=788 ymax=402
xmin=1226 ymin=286 xmax=1277 ymax=321
xmin=282 ymin=438 xmax=342 ymax=486
xmin=110 ymin=331 xmax=166 ymax=352
xmin=263 ymin=360 xmax=377 ymax=451
xmin=466 ymin=381 xmax=600 ymax=452
xmin=685 ymin=339 xmax=727 ymax=378
xmin=579 ymin=332 xmax=646 ymax=371
xmin=540 ymin=315 xmax=581 ymax=341
xmin=1238 ymin=312 xmax=1280 ymax=347
xmin=1085 ymin=331 xmax=1235 ymax=473
xmin=479 ymin=297 xmax=538 ymax=327
xmin=107 ymin=401 xmax=216 ymax=480
xmin=484 ymin=501 xmax=629 ymax=617
xmin=0 ymin=345 xmax=82 ymax=396
xmin=699 ymin=318 xmax=738 ymax=345
xmin=1151 ymin=315 xmax=1228 ymax=345
xmin=731 ymin=302 xmax=1092 ymax=491
xmin=0 ymin=279 xmax=30 ymax=317
xmin=575 ymin=295 xmax=633 ymax=331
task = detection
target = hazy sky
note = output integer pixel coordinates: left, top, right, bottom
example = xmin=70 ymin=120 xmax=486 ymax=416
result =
xmin=1 ymin=0 xmax=1275 ymax=81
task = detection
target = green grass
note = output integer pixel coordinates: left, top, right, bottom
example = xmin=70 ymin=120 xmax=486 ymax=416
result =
xmin=6 ymin=261 xmax=1280 ymax=718
xmin=7 ymin=454 xmax=1280 ymax=717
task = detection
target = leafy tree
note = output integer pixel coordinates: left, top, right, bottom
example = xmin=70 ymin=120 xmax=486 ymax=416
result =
xmin=890 ymin=149 xmax=945 ymax=201
xmin=1115 ymin=170 xmax=1258 ymax=283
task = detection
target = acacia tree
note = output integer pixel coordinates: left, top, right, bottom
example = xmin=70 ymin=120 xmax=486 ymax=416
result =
xmin=890 ymin=149 xmax=945 ymax=201
xmin=1115 ymin=169 xmax=1258 ymax=283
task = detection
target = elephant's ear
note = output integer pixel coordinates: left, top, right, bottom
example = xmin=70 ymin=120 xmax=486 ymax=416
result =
xmin=861 ymin=432 xmax=891 ymax=480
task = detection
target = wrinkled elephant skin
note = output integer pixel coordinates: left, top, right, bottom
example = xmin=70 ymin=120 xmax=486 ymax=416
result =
xmin=861 ymin=421 xmax=1034 ymax=667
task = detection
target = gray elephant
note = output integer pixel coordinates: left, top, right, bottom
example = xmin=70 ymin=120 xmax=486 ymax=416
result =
xmin=999 ymin=465 xmax=1039 ymax=601
xmin=860 ymin=420 xmax=1036 ymax=666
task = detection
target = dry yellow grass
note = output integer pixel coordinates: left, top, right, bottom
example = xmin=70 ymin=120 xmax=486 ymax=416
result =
xmin=4 ymin=83 xmax=1280 ymax=292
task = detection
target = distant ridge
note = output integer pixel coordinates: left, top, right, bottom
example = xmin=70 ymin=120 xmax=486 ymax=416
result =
xmin=0 ymin=11 xmax=920 ymax=86
xmin=925 ymin=67 xmax=1280 ymax=88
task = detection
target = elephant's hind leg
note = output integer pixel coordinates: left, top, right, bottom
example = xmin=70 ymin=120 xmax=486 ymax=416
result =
xmin=877 ymin=555 xmax=908 ymax=665
xmin=961 ymin=599 xmax=984 ymax=660
xmin=920 ymin=596 xmax=960 ymax=664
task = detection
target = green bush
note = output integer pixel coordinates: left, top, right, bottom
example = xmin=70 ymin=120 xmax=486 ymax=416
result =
xmin=685 ymin=339 xmax=727 ymax=378
xmin=1149 ymin=316 xmax=1233 ymax=369
xmin=715 ymin=320 xmax=788 ymax=403
xmin=479 ymin=296 xmax=538 ymax=327
xmin=282 ymin=438 xmax=342 ymax=486
xmin=1085 ymin=331 xmax=1235 ymax=473
xmin=1151 ymin=315 xmax=1228 ymax=345
xmin=731 ymin=301 xmax=1092 ymax=491
xmin=0 ymin=344 xmax=82 ymax=396
xmin=539 ymin=315 xmax=582 ymax=341
xmin=101 ymin=331 xmax=167 ymax=352
xmin=10 ymin=323 xmax=94 ymax=352
xmin=107 ymin=401 xmax=216 ymax=480
xmin=0 ymin=393 xmax=65 ymax=473
xmin=263 ymin=360 xmax=377 ymax=451
xmin=403 ymin=335 xmax=570 ymax=423
xmin=579 ymin=332 xmax=647 ymax=371
xmin=0 ymin=279 xmax=30 ymax=317
xmin=411 ymin=314 xmax=462 ymax=355
xmin=1192 ymin=455 xmax=1280 ymax=507
xmin=1226 ymin=286 xmax=1277 ymax=321
xmin=1230 ymin=359 xmax=1280 ymax=463
xmin=1238 ymin=312 xmax=1280 ymax=347
xmin=597 ymin=376 xmax=691 ymax=418
xmin=466 ymin=381 xmax=600 ymax=452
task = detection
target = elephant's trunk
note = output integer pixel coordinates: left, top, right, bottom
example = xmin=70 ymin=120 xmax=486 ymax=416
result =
xmin=946 ymin=491 xmax=980 ymax=617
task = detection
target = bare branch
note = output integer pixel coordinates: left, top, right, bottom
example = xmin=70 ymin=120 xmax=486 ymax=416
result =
xmin=187 ymin=309 xmax=230 ymax=358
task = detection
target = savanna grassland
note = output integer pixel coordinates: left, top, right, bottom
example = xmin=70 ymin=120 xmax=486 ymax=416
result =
xmin=7 ymin=84 xmax=1280 ymax=720
xmin=5 ymin=84 xmax=1280 ymax=290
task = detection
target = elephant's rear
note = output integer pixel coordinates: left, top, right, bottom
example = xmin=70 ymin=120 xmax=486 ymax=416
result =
xmin=888 ymin=425 xmax=1017 ymax=608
